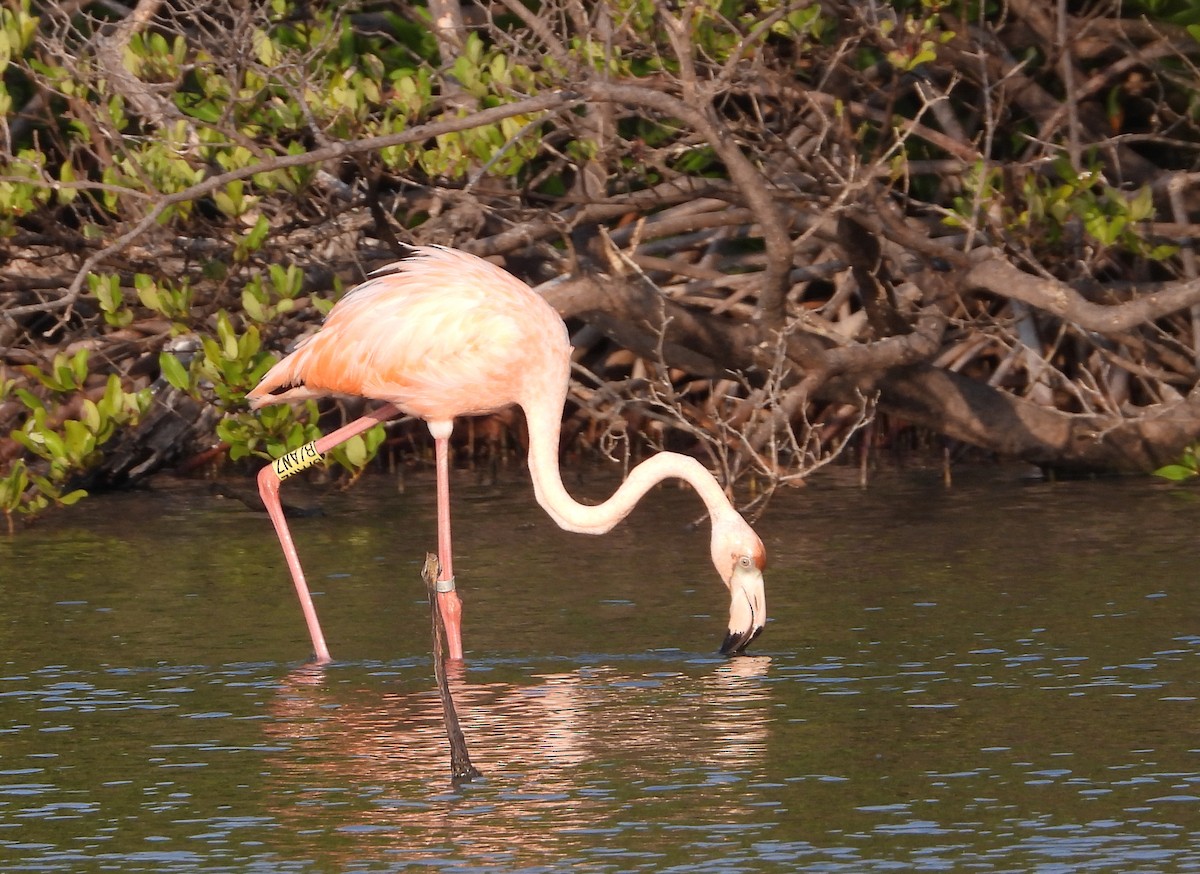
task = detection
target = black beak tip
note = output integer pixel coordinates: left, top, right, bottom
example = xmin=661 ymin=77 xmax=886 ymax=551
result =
xmin=719 ymin=625 xmax=763 ymax=656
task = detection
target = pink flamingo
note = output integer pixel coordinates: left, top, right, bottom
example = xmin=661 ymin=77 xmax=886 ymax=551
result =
xmin=247 ymin=246 xmax=766 ymax=663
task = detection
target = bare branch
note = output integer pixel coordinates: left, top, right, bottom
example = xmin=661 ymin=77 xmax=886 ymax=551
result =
xmin=580 ymin=80 xmax=794 ymax=330
xmin=966 ymin=258 xmax=1200 ymax=335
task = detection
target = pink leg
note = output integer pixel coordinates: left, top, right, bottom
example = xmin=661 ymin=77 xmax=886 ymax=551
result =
xmin=429 ymin=420 xmax=464 ymax=660
xmin=258 ymin=404 xmax=401 ymax=664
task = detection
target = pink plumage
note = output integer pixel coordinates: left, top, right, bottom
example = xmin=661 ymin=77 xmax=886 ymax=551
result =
xmin=248 ymin=246 xmax=570 ymax=424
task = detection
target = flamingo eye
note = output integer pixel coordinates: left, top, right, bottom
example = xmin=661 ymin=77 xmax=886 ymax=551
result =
xmin=738 ymin=555 xmax=753 ymax=570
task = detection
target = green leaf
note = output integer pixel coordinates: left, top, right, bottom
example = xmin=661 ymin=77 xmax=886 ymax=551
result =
xmin=15 ymin=387 xmax=44 ymax=411
xmin=344 ymin=434 xmax=367 ymax=468
xmin=136 ymin=274 xmax=162 ymax=312
xmin=59 ymin=489 xmax=88 ymax=506
xmin=1153 ymin=464 xmax=1198 ymax=482
xmin=489 ymin=53 xmax=508 ymax=84
xmin=1128 ymin=185 xmax=1155 ymax=223
xmin=363 ymin=423 xmax=386 ymax=454
xmin=237 ymin=325 xmax=261 ymax=360
xmin=0 ymin=461 xmax=29 ymax=510
xmin=242 ymin=214 xmax=270 ymax=253
xmin=80 ymin=398 xmax=101 ymax=433
xmin=217 ymin=312 xmax=239 ymax=360
xmin=102 ymin=373 xmax=125 ymax=416
xmin=241 ymin=288 xmax=268 ymax=322
xmin=908 ymin=43 xmax=938 ymax=69
xmin=10 ymin=429 xmax=43 ymax=459
xmin=467 ymin=31 xmax=485 ymax=64
xmin=158 ymin=351 xmax=192 ymax=392
xmin=269 ymin=263 xmax=304 ymax=298
xmin=40 ymin=430 xmax=67 ymax=461
xmin=29 ymin=474 xmax=61 ymax=500
xmin=52 ymin=361 xmax=74 ymax=391
xmin=57 ymin=160 xmax=78 ymax=204
xmin=70 ymin=349 xmax=89 ymax=387
xmin=62 ymin=419 xmax=94 ymax=462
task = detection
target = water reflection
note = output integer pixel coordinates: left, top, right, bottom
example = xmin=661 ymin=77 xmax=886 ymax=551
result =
xmin=260 ymin=656 xmax=772 ymax=859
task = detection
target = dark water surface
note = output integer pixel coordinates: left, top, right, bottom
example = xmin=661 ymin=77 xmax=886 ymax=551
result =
xmin=1 ymin=466 xmax=1198 ymax=871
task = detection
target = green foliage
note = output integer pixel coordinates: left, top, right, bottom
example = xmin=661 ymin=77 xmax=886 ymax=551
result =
xmin=195 ymin=312 xmax=276 ymax=404
xmin=948 ymin=157 xmax=1177 ymax=263
xmin=158 ymin=309 xmax=316 ymax=464
xmin=1124 ymin=0 xmax=1200 ymax=26
xmin=0 ymin=1 xmax=36 ymax=67
xmin=214 ymin=400 xmax=319 ymax=464
xmin=878 ymin=3 xmax=956 ymax=71
xmin=327 ymin=425 xmax=387 ymax=480
xmin=135 ymin=274 xmax=193 ymax=320
xmin=155 ymin=307 xmax=383 ymax=477
xmin=89 ymin=273 xmax=134 ymax=328
xmin=0 ymin=149 xmax=51 ymax=234
xmin=0 ymin=0 xmax=36 ymax=127
xmin=233 ymin=215 xmax=272 ymax=262
xmin=0 ymin=0 xmax=840 ymax=243
xmin=1154 ymin=445 xmax=1200 ymax=482
xmin=0 ymin=460 xmax=30 ymax=534
xmin=20 ymin=349 xmax=89 ymax=394
xmin=2 ymin=354 xmax=149 ymax=529
xmin=240 ymin=263 xmax=304 ymax=323
xmin=78 ymin=256 xmax=379 ymax=489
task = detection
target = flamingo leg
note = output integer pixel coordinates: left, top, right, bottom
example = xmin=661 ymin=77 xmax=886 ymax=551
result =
xmin=430 ymin=421 xmax=464 ymax=661
xmin=258 ymin=403 xmax=401 ymax=664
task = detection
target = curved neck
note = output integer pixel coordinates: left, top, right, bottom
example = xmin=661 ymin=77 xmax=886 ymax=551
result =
xmin=523 ymin=396 xmax=734 ymax=535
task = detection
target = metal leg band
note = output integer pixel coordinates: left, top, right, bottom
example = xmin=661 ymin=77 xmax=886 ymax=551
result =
xmin=435 ymin=576 xmax=457 ymax=594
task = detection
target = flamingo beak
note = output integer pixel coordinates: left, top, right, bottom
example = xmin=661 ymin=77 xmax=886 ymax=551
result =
xmin=719 ymin=563 xmax=765 ymax=656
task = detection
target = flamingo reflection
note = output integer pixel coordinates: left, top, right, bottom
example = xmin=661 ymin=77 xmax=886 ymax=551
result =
xmin=260 ymin=657 xmax=772 ymax=862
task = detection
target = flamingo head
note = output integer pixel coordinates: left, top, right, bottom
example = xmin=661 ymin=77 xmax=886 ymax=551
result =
xmin=712 ymin=515 xmax=767 ymax=655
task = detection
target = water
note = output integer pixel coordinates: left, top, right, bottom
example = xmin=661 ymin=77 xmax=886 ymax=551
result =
xmin=1 ymin=466 xmax=1198 ymax=871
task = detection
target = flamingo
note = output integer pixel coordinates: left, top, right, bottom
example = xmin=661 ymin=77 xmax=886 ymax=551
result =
xmin=247 ymin=245 xmax=766 ymax=663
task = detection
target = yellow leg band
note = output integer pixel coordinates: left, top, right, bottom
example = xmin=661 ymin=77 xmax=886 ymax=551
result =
xmin=272 ymin=441 xmax=324 ymax=481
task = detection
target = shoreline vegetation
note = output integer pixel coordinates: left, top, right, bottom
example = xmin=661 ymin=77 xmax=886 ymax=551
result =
xmin=5 ymin=0 xmax=1200 ymax=530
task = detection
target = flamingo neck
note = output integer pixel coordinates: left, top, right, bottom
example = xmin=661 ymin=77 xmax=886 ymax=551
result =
xmin=522 ymin=396 xmax=735 ymax=535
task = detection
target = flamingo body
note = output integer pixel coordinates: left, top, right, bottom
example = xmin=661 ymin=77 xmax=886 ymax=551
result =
xmin=251 ymin=247 xmax=570 ymax=425
xmin=248 ymin=246 xmax=766 ymax=663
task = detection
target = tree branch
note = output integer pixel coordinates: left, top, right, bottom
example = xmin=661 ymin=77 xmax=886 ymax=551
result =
xmin=580 ymin=80 xmax=794 ymax=330
xmin=966 ymin=257 xmax=1200 ymax=335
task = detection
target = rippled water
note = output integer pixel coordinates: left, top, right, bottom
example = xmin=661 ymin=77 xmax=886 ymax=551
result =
xmin=1 ymin=466 xmax=1198 ymax=871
